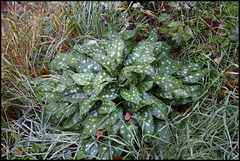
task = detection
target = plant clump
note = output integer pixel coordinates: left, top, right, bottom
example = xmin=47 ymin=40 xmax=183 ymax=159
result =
xmin=33 ymin=28 xmax=208 ymax=159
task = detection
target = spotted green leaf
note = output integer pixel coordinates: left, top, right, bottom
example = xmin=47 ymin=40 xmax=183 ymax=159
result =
xmin=83 ymin=39 xmax=98 ymax=46
xmin=98 ymin=142 xmax=111 ymax=160
xmin=135 ymin=54 xmax=156 ymax=65
xmin=50 ymin=53 xmax=70 ymax=71
xmin=132 ymin=108 xmax=154 ymax=143
xmin=62 ymin=111 xmax=85 ymax=131
xmin=132 ymin=64 xmax=155 ymax=74
xmin=140 ymin=90 xmax=153 ymax=105
xmin=97 ymin=82 xmax=119 ymax=100
xmin=123 ymin=101 xmax=148 ymax=113
xmin=184 ymin=85 xmax=202 ymax=101
xmin=181 ymin=68 xmax=208 ymax=84
xmin=94 ymin=53 xmax=118 ymax=76
xmin=59 ymin=85 xmax=83 ymax=97
xmin=147 ymin=27 xmax=158 ymax=42
xmin=62 ymin=93 xmax=88 ymax=105
xmin=153 ymin=88 xmax=190 ymax=100
xmin=81 ymin=116 xmax=98 ymax=139
xmin=138 ymin=80 xmax=154 ymax=92
xmin=122 ymin=38 xmax=137 ymax=61
xmin=94 ymin=70 xmax=112 ymax=84
xmin=33 ymin=27 xmax=209 ymax=158
xmin=52 ymin=102 xmax=78 ymax=122
xmin=59 ymin=70 xmax=76 ymax=86
xmin=74 ymin=45 xmax=93 ymax=57
xmin=99 ymin=107 xmax=123 ymax=135
xmin=74 ymin=44 xmax=106 ymax=58
xmin=98 ymin=39 xmax=111 ymax=52
xmin=42 ymin=102 xmax=58 ymax=122
xmin=79 ymin=97 xmax=99 ymax=116
xmin=75 ymin=150 xmax=87 ymax=160
xmin=97 ymin=115 xmax=113 ymax=130
xmin=154 ymin=119 xmax=171 ymax=143
xmin=149 ymin=94 xmax=169 ymax=120
xmin=43 ymin=102 xmax=78 ymax=124
xmin=66 ymin=51 xmax=103 ymax=74
xmin=153 ymin=41 xmax=170 ymax=57
xmin=98 ymin=99 xmax=116 ymax=114
xmin=93 ymin=70 xmax=115 ymax=95
xmin=124 ymin=72 xmax=140 ymax=86
xmin=119 ymin=64 xmax=155 ymax=83
xmin=118 ymin=29 xmax=136 ymax=40
xmin=66 ymin=51 xmax=79 ymax=67
xmin=94 ymin=37 xmax=124 ymax=76
xmin=120 ymin=85 xmax=141 ymax=104
xmin=34 ymin=81 xmax=58 ymax=103
xmin=103 ymin=26 xmax=118 ymax=39
xmin=172 ymin=89 xmax=191 ymax=99
xmin=83 ymin=84 xmax=95 ymax=96
xmin=98 ymin=92 xmax=119 ymax=101
xmin=153 ymin=88 xmax=174 ymax=99
xmin=164 ymin=97 xmax=193 ymax=106
xmin=125 ymin=41 xmax=155 ymax=66
xmin=36 ymin=92 xmax=59 ymax=104
xmin=76 ymin=53 xmax=103 ymax=74
xmin=108 ymin=107 xmax=123 ymax=124
xmin=98 ymin=141 xmax=124 ymax=160
xmin=94 ymin=82 xmax=110 ymax=96
xmin=119 ymin=121 xmax=138 ymax=144
xmin=152 ymin=55 xmax=182 ymax=74
xmin=71 ymin=73 xmax=95 ymax=86
xmin=107 ymin=37 xmax=125 ymax=65
xmin=53 ymin=83 xmax=67 ymax=93
xmin=106 ymin=119 xmax=122 ymax=135
xmin=88 ymin=109 xmax=99 ymax=117
xmin=154 ymin=73 xmax=184 ymax=91
xmin=175 ymin=63 xmax=202 ymax=77
xmin=82 ymin=139 xmax=98 ymax=159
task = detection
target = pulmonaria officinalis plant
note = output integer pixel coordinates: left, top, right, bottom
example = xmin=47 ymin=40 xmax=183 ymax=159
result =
xmin=32 ymin=28 xmax=208 ymax=159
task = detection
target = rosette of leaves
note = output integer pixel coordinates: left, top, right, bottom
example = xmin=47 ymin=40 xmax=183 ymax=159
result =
xmin=33 ymin=28 xmax=208 ymax=160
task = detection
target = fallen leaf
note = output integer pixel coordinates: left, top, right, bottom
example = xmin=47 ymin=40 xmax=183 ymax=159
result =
xmin=96 ymin=131 xmax=104 ymax=139
xmin=124 ymin=112 xmax=131 ymax=121
xmin=203 ymin=18 xmax=213 ymax=28
xmin=113 ymin=156 xmax=122 ymax=160
xmin=172 ymin=46 xmax=181 ymax=53
xmin=203 ymin=18 xmax=219 ymax=33
xmin=135 ymin=38 xmax=142 ymax=42
xmin=98 ymin=137 xmax=103 ymax=142
xmin=176 ymin=105 xmax=188 ymax=113
xmin=7 ymin=113 xmax=18 ymax=120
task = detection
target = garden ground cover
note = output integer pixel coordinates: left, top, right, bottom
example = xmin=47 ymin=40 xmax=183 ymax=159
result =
xmin=1 ymin=1 xmax=239 ymax=160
